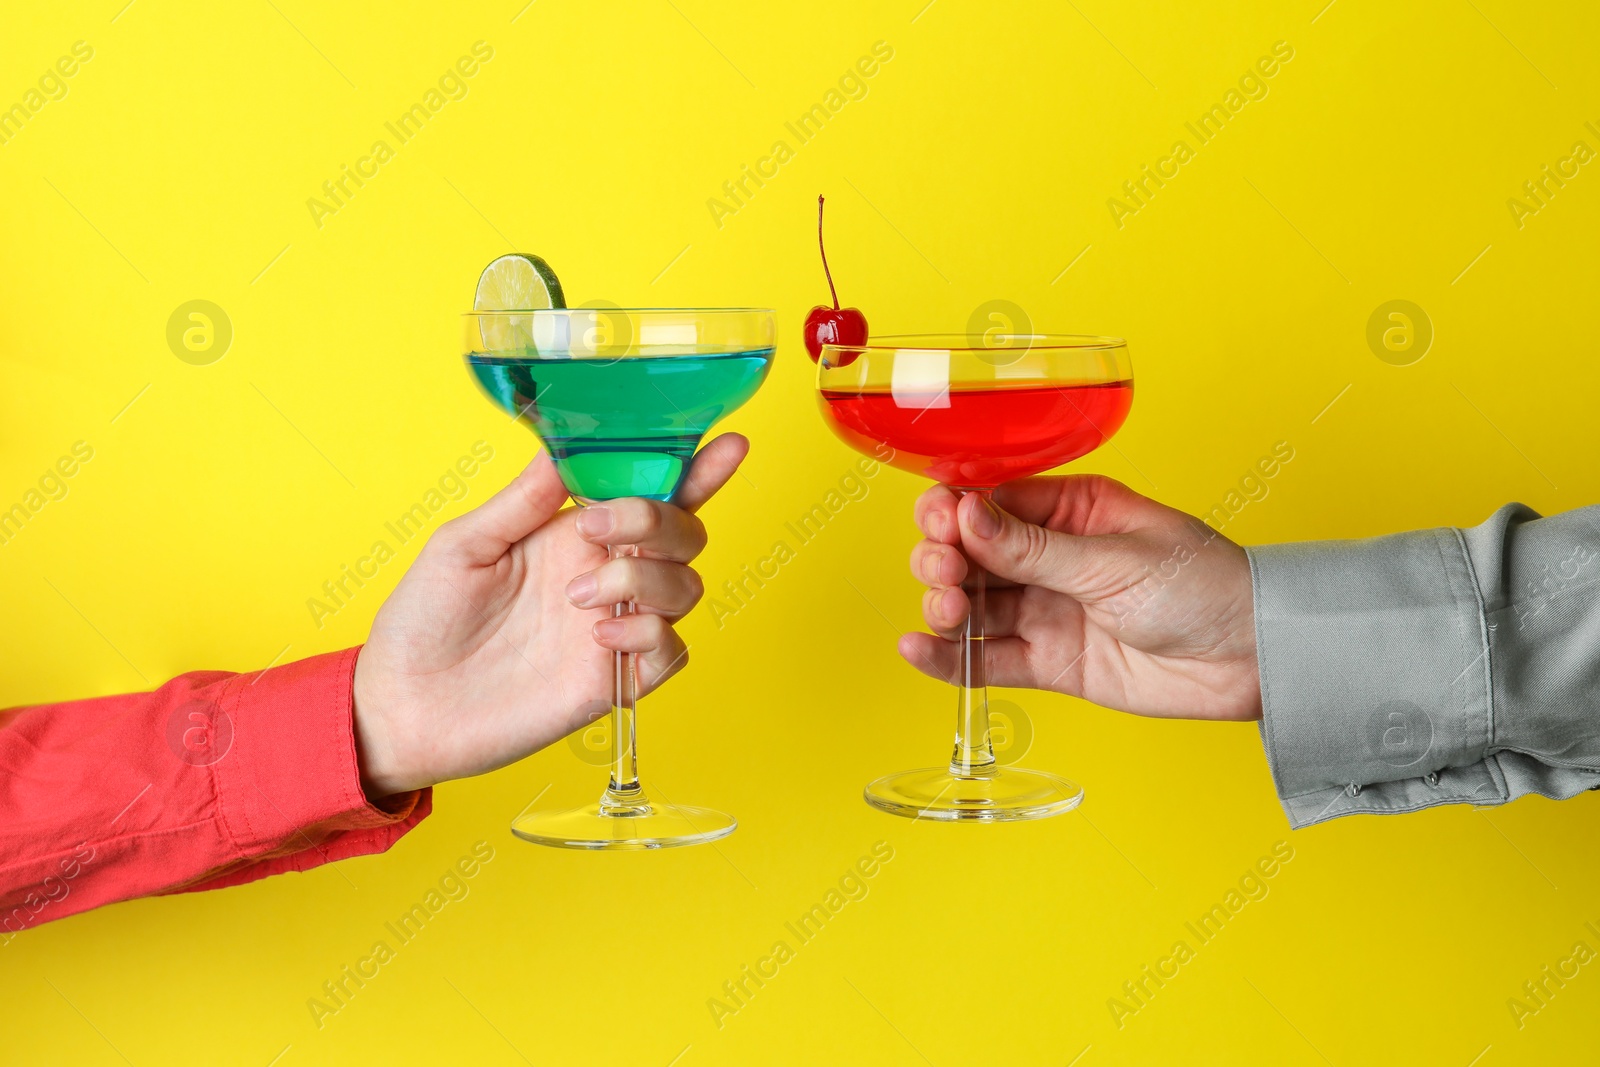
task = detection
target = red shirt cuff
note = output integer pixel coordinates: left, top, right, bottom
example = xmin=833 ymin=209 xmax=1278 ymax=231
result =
xmin=172 ymin=647 xmax=430 ymax=894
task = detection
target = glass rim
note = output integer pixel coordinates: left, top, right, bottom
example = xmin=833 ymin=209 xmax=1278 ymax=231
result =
xmin=461 ymin=306 xmax=777 ymax=318
xmin=821 ymin=333 xmax=1126 ymax=354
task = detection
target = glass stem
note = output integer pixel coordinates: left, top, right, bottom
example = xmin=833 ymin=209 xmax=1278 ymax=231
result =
xmin=601 ymin=544 xmax=650 ymax=815
xmin=951 ymin=489 xmax=998 ymax=779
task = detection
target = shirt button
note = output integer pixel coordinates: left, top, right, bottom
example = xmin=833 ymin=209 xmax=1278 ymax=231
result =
xmin=1346 ymin=783 xmax=1362 ymax=797
xmin=1424 ymin=772 xmax=1440 ymax=786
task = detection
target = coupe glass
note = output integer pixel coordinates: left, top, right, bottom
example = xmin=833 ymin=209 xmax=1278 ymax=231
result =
xmin=817 ymin=333 xmax=1133 ymax=821
xmin=464 ymin=307 xmax=775 ymax=848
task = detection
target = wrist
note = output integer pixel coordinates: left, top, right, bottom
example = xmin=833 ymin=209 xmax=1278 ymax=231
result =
xmin=351 ymin=648 xmax=418 ymax=798
xmin=1205 ymin=542 xmax=1262 ymax=720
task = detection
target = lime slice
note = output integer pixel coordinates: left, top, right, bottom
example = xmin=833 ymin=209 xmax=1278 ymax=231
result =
xmin=474 ymin=253 xmax=566 ymax=351
xmin=475 ymin=253 xmax=566 ymax=311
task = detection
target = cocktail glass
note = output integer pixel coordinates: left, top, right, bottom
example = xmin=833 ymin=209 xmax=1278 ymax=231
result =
xmin=817 ymin=334 xmax=1133 ymax=821
xmin=464 ymin=307 xmax=775 ymax=848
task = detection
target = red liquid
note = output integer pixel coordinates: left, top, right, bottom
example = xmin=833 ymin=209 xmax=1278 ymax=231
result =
xmin=819 ymin=381 xmax=1133 ymax=488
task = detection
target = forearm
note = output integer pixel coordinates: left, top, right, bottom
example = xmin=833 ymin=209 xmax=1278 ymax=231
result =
xmin=1248 ymin=502 xmax=1600 ymax=828
xmin=0 ymin=648 xmax=430 ymax=938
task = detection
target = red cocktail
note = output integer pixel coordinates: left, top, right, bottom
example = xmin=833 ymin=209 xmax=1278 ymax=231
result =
xmin=820 ymin=380 xmax=1132 ymax=489
xmin=817 ymin=334 xmax=1134 ymax=821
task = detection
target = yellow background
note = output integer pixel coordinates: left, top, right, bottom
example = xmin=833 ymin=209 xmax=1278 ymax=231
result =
xmin=3 ymin=0 xmax=1599 ymax=1063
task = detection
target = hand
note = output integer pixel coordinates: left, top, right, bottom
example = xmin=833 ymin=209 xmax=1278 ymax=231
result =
xmin=900 ymin=475 xmax=1261 ymax=721
xmin=351 ymin=434 xmax=749 ymax=796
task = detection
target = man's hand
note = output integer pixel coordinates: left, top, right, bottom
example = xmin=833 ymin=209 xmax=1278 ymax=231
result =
xmin=351 ymin=434 xmax=748 ymax=796
xmin=901 ymin=474 xmax=1262 ymax=721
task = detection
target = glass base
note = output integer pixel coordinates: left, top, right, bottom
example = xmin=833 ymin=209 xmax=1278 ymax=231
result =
xmin=510 ymin=792 xmax=736 ymax=850
xmin=863 ymin=765 xmax=1084 ymax=822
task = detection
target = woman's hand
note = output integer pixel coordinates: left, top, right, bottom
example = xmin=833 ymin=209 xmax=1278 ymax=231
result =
xmin=901 ymin=474 xmax=1262 ymax=721
xmin=351 ymin=434 xmax=748 ymax=796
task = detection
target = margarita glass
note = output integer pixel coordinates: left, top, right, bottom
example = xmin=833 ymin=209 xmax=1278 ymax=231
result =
xmin=817 ymin=333 xmax=1133 ymax=820
xmin=465 ymin=307 xmax=775 ymax=848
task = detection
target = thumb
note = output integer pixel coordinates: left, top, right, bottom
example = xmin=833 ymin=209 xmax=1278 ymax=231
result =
xmin=955 ymin=491 xmax=1126 ymax=598
xmin=441 ymin=449 xmax=569 ymax=565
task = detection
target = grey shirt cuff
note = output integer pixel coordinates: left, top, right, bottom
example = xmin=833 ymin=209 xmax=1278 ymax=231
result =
xmin=1247 ymin=505 xmax=1600 ymax=829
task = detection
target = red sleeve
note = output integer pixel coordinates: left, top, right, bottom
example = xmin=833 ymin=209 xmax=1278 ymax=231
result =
xmin=0 ymin=647 xmax=430 ymax=938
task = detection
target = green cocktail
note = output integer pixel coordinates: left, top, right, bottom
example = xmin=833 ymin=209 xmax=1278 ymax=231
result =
xmin=466 ymin=348 xmax=773 ymax=501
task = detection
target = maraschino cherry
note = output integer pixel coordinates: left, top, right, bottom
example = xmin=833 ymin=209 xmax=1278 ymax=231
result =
xmin=803 ymin=195 xmax=868 ymax=362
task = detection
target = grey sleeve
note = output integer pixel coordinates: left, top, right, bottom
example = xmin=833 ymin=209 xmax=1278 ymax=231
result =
xmin=1246 ymin=502 xmax=1600 ymax=829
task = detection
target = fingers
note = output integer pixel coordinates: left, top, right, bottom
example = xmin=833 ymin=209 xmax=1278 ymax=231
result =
xmin=592 ymin=614 xmax=691 ymax=691
xmin=897 ymin=632 xmax=1038 ymax=689
xmin=566 ymin=555 xmax=704 ymax=619
xmin=562 ymin=432 xmax=744 ymax=629
xmin=913 ymin=484 xmax=962 ymax=545
xmin=674 ymin=433 xmax=750 ymax=513
xmin=575 ymin=498 xmax=707 ymax=562
xmin=438 ymin=450 xmax=569 ymax=566
xmin=992 ymin=473 xmax=1170 ymax=537
xmin=910 ymin=538 xmax=967 ymax=589
xmin=921 ymin=587 xmax=964 ymax=638
xmin=920 ymin=585 xmax=1023 ymax=640
xmin=897 ymin=631 xmax=956 ymax=682
xmin=955 ymin=492 xmax=1129 ymax=599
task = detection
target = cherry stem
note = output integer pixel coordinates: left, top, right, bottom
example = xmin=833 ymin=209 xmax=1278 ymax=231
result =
xmin=818 ymin=194 xmax=840 ymax=311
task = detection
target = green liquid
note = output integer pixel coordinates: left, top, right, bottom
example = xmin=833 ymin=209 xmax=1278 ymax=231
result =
xmin=466 ymin=349 xmax=774 ymax=501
